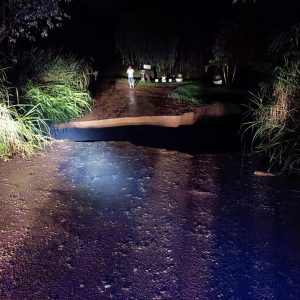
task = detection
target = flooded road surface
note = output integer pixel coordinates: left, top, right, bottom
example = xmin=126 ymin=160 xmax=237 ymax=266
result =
xmin=1 ymin=141 xmax=299 ymax=299
xmin=51 ymin=115 xmax=242 ymax=154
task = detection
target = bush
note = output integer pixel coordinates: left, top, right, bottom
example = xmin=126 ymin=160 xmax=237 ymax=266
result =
xmin=243 ymin=62 xmax=300 ymax=174
xmin=0 ymin=49 xmax=93 ymax=158
xmin=26 ymin=81 xmax=91 ymax=123
xmin=25 ymin=53 xmax=92 ymax=123
xmin=0 ymin=101 xmax=50 ymax=158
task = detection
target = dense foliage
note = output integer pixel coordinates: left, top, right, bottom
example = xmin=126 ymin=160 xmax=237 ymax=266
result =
xmin=244 ymin=23 xmax=300 ymax=174
xmin=0 ymin=67 xmax=50 ymax=158
xmin=0 ymin=0 xmax=71 ymax=44
xmin=0 ymin=50 xmax=93 ymax=158
xmin=0 ymin=0 xmax=94 ymax=159
xmin=115 ymin=13 xmax=179 ymax=75
xmin=24 ymin=50 xmax=92 ymax=123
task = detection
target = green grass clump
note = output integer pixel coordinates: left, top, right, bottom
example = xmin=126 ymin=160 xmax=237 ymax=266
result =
xmin=25 ymin=55 xmax=92 ymax=123
xmin=0 ymin=102 xmax=50 ymax=158
xmin=0 ymin=50 xmax=93 ymax=159
xmin=42 ymin=58 xmax=91 ymax=91
xmin=243 ymin=63 xmax=300 ymax=175
xmin=0 ymin=50 xmax=91 ymax=158
xmin=169 ymin=83 xmax=244 ymax=105
xmin=1 ymin=66 xmax=49 ymax=158
xmin=170 ymin=84 xmax=203 ymax=104
xmin=26 ymin=82 xmax=91 ymax=123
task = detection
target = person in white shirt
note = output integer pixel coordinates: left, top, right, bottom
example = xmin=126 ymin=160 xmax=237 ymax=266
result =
xmin=126 ymin=66 xmax=135 ymax=88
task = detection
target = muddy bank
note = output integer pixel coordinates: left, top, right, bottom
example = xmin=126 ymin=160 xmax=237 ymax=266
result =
xmin=55 ymin=104 xmax=241 ymax=129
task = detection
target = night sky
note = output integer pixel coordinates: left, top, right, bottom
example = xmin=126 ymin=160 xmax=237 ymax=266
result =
xmin=45 ymin=0 xmax=300 ymax=76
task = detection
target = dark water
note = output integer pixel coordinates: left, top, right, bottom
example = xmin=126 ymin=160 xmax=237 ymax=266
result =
xmin=51 ymin=116 xmax=243 ymax=154
xmin=35 ymin=119 xmax=300 ymax=300
xmin=1 ymin=141 xmax=300 ymax=299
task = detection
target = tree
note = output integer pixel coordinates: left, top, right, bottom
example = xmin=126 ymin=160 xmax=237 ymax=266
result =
xmin=115 ymin=12 xmax=179 ymax=75
xmin=0 ymin=0 xmax=71 ymax=45
xmin=210 ymin=19 xmax=256 ymax=86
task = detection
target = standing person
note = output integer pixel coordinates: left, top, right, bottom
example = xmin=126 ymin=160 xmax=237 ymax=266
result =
xmin=140 ymin=69 xmax=146 ymax=81
xmin=126 ymin=65 xmax=135 ymax=88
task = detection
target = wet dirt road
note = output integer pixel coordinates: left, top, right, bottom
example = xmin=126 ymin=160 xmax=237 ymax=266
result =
xmin=76 ymin=80 xmax=197 ymax=121
xmin=1 ymin=81 xmax=300 ymax=299
xmin=1 ymin=141 xmax=300 ymax=300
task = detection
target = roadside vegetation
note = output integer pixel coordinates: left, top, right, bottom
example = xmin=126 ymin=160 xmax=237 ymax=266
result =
xmin=0 ymin=0 xmax=92 ymax=159
xmin=243 ymin=23 xmax=300 ymax=175
xmin=0 ymin=67 xmax=49 ymax=158
xmin=169 ymin=83 xmax=245 ymax=105
xmin=25 ymin=52 xmax=92 ymax=123
xmin=0 ymin=51 xmax=93 ymax=159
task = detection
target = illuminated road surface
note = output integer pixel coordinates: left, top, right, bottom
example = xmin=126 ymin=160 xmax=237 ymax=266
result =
xmin=0 ymin=141 xmax=300 ymax=299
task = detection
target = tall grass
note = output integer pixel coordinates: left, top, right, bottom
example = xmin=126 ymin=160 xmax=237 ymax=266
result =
xmin=25 ymin=53 xmax=92 ymax=123
xmin=243 ymin=62 xmax=300 ymax=174
xmin=26 ymin=81 xmax=91 ymax=123
xmin=0 ymin=102 xmax=50 ymax=158
xmin=0 ymin=67 xmax=50 ymax=158
xmin=0 ymin=50 xmax=94 ymax=158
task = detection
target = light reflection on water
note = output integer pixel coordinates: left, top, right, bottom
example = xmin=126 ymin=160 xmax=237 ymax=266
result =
xmin=57 ymin=141 xmax=300 ymax=299
xmin=128 ymin=90 xmax=137 ymax=116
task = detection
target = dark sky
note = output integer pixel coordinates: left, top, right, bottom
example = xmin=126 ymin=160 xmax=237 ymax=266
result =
xmin=49 ymin=0 xmax=236 ymax=58
xmin=45 ymin=0 xmax=300 ymax=73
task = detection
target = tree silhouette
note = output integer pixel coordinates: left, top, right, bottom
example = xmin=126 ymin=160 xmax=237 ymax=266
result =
xmin=0 ymin=0 xmax=71 ymax=44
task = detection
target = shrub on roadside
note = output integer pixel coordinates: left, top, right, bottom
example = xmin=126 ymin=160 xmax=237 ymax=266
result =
xmin=0 ymin=49 xmax=94 ymax=158
xmin=243 ymin=22 xmax=300 ymax=175
xmin=243 ymin=62 xmax=300 ymax=174
xmin=0 ymin=95 xmax=50 ymax=158
xmin=0 ymin=63 xmax=49 ymax=159
xmin=25 ymin=53 xmax=92 ymax=123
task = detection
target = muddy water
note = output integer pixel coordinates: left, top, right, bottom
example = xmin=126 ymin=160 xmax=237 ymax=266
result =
xmin=59 ymin=142 xmax=300 ymax=300
xmin=48 ymin=87 xmax=300 ymax=298
xmin=1 ymin=141 xmax=299 ymax=299
xmin=52 ymin=82 xmax=243 ymax=154
xmin=51 ymin=116 xmax=242 ymax=154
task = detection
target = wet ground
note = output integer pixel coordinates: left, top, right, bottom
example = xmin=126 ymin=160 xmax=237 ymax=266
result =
xmin=1 ymin=80 xmax=300 ymax=299
xmin=77 ymin=80 xmax=197 ymax=121
xmin=54 ymin=79 xmax=243 ymax=154
xmin=0 ymin=141 xmax=300 ymax=300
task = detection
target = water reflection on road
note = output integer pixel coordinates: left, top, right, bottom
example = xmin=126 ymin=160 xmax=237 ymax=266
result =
xmin=56 ymin=141 xmax=300 ymax=299
xmin=127 ymin=90 xmax=155 ymax=117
